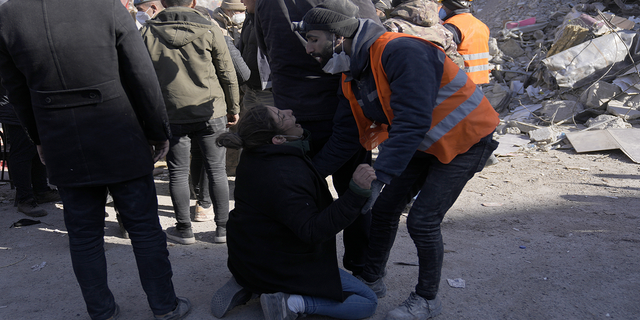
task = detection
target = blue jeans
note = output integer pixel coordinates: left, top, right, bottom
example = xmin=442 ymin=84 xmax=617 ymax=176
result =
xmin=167 ymin=117 xmax=229 ymax=229
xmin=59 ymin=173 xmax=177 ymax=319
xmin=302 ymin=269 xmax=378 ymax=319
xmin=362 ymin=134 xmax=498 ymax=300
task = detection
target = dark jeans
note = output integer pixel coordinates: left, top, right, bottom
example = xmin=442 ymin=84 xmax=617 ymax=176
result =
xmin=167 ymin=117 xmax=229 ymax=229
xmin=190 ymin=142 xmax=211 ymax=208
xmin=361 ymin=135 xmax=498 ymax=300
xmin=300 ymin=119 xmax=372 ymax=275
xmin=5 ymin=123 xmax=49 ymax=202
xmin=59 ymin=174 xmax=177 ymax=319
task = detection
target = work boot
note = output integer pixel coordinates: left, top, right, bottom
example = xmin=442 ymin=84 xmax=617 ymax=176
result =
xmin=214 ymin=226 xmax=226 ymax=243
xmin=193 ymin=203 xmax=213 ymax=222
xmin=385 ymin=292 xmax=442 ymax=320
xmin=165 ymin=226 xmax=196 ymax=245
xmin=154 ymin=297 xmax=191 ymax=320
xmin=356 ymin=275 xmax=387 ymax=298
xmin=34 ymin=189 xmax=61 ymax=204
xmin=17 ymin=198 xmax=48 ymax=217
xmin=211 ymin=276 xmax=252 ymax=318
xmin=260 ymin=292 xmax=299 ymax=320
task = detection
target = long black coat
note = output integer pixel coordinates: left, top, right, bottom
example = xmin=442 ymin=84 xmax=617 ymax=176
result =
xmin=228 ymin=144 xmax=368 ymax=301
xmin=0 ymin=0 xmax=170 ymax=187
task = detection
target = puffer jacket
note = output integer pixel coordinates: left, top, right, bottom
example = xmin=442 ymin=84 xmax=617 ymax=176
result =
xmin=141 ymin=7 xmax=240 ymax=124
xmin=383 ymin=0 xmax=464 ymax=68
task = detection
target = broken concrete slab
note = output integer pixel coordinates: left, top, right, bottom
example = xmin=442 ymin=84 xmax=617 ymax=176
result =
xmin=606 ymin=100 xmax=640 ymax=120
xmin=580 ymin=81 xmax=621 ymax=109
xmin=566 ymin=128 xmax=640 ymax=163
xmin=535 ymin=100 xmax=584 ymax=123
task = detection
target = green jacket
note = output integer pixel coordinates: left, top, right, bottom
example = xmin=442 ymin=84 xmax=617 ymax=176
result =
xmin=141 ymin=7 xmax=240 ymax=124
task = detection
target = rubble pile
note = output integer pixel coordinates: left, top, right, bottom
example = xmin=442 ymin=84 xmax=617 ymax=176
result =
xmin=474 ymin=0 xmax=640 ymax=162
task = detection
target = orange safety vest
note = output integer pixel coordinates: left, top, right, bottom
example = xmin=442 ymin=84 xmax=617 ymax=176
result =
xmin=341 ymin=32 xmax=499 ymax=164
xmin=445 ymin=13 xmax=491 ymax=84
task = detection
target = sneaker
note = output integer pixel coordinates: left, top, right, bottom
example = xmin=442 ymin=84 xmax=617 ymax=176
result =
xmin=106 ymin=304 xmax=120 ymax=320
xmin=214 ymin=226 xmax=226 ymax=243
xmin=165 ymin=226 xmax=196 ymax=245
xmin=34 ymin=189 xmax=61 ymax=204
xmin=154 ymin=297 xmax=191 ymax=320
xmin=17 ymin=198 xmax=48 ymax=217
xmin=260 ymin=292 xmax=299 ymax=320
xmin=385 ymin=292 xmax=442 ymax=320
xmin=211 ymin=276 xmax=252 ymax=318
xmin=193 ymin=204 xmax=213 ymax=222
xmin=356 ymin=275 xmax=387 ymax=298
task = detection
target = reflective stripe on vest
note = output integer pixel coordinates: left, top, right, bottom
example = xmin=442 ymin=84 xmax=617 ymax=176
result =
xmin=341 ymin=32 xmax=499 ymax=164
xmin=445 ymin=13 xmax=491 ymax=84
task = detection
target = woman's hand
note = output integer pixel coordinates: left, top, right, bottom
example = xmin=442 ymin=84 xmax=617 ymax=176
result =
xmin=352 ymin=164 xmax=376 ymax=189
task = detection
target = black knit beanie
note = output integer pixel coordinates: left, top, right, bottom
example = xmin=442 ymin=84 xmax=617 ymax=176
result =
xmin=442 ymin=0 xmax=471 ymax=10
xmin=301 ymin=0 xmax=360 ymax=38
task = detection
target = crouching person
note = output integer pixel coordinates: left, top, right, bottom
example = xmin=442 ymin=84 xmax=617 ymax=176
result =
xmin=210 ymin=104 xmax=378 ymax=320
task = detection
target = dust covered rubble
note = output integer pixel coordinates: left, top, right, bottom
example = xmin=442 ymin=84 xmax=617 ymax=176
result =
xmin=473 ymin=0 xmax=640 ymax=161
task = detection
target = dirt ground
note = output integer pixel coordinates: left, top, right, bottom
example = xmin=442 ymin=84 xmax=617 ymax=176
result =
xmin=2 ymin=0 xmax=640 ymax=319
xmin=1 ymin=143 xmax=640 ymax=320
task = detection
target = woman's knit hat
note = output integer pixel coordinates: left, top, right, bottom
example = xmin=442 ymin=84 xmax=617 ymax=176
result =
xmin=220 ymin=0 xmax=245 ymax=11
xmin=301 ymin=0 xmax=360 ymax=38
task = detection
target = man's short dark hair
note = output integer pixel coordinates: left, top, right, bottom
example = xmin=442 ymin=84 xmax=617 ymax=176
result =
xmin=163 ymin=0 xmax=191 ymax=7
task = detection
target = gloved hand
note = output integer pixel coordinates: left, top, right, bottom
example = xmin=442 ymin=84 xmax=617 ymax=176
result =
xmin=361 ymin=179 xmax=385 ymax=214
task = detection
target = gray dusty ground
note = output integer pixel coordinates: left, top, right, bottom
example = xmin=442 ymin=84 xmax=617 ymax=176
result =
xmin=1 ymin=145 xmax=640 ymax=320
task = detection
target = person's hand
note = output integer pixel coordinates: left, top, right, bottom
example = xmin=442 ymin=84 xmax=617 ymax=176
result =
xmin=36 ymin=145 xmax=45 ymax=165
xmin=149 ymin=139 xmax=169 ymax=163
xmin=226 ymin=113 xmax=239 ymax=128
xmin=352 ymin=163 xmax=376 ymax=189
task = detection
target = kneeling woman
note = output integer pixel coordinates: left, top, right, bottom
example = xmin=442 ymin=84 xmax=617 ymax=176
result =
xmin=213 ymin=105 xmax=378 ymax=320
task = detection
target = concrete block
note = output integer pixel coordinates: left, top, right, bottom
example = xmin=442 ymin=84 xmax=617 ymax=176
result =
xmin=580 ymin=81 xmax=621 ymax=109
xmin=498 ymin=39 xmax=525 ymax=58
xmin=529 ymin=127 xmax=557 ymax=143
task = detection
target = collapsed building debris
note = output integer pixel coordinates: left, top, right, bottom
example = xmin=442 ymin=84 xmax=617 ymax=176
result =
xmin=479 ymin=0 xmax=640 ymax=162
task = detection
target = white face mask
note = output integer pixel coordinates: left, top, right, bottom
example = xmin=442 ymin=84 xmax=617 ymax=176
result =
xmin=136 ymin=9 xmax=151 ymax=25
xmin=231 ymin=13 xmax=245 ymax=25
xmin=322 ymin=35 xmax=350 ymax=74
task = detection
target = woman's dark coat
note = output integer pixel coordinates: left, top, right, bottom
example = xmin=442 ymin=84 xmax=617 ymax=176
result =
xmin=228 ymin=143 xmax=368 ymax=301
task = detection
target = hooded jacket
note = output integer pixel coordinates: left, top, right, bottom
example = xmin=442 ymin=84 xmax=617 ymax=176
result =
xmin=141 ymin=7 xmax=240 ymax=124
xmin=313 ymin=19 xmax=497 ymax=183
xmin=383 ymin=0 xmax=464 ymax=68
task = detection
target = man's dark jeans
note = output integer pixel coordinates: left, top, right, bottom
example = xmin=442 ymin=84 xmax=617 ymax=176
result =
xmin=167 ymin=117 xmax=229 ymax=230
xmin=5 ymin=123 xmax=49 ymax=203
xmin=59 ymin=173 xmax=177 ymax=320
xmin=362 ymin=134 xmax=498 ymax=300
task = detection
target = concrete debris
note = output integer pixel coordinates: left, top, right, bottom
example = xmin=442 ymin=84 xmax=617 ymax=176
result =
xmin=474 ymin=0 xmax=640 ymax=159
